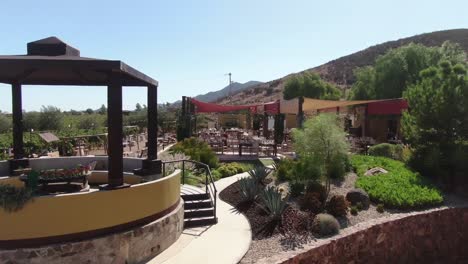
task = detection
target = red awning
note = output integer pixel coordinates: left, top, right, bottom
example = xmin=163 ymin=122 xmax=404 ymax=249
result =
xmin=367 ymin=99 xmax=408 ymax=115
xmin=264 ymin=100 xmax=280 ymax=115
xmin=191 ymin=98 xmax=253 ymax=113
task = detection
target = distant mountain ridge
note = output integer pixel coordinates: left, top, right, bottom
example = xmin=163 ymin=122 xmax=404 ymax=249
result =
xmin=214 ymin=28 xmax=468 ymax=105
xmin=187 ymin=81 xmax=262 ymax=103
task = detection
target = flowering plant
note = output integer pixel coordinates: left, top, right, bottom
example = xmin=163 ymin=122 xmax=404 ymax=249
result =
xmin=39 ymin=165 xmax=91 ymax=179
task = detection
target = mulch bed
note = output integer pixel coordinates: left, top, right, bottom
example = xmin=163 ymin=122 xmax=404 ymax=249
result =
xmin=219 ymin=181 xmax=281 ymax=239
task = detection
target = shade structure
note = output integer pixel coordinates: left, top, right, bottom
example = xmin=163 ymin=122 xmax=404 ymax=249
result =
xmin=280 ymin=97 xmax=408 ymax=114
xmin=1 ymin=36 xmax=160 ymax=188
xmin=367 ymin=99 xmax=409 ymax=115
xmin=191 ymin=98 xmax=254 ymax=113
xmin=38 ymin=132 xmax=60 ymax=143
xmin=0 ymin=37 xmax=157 ymax=87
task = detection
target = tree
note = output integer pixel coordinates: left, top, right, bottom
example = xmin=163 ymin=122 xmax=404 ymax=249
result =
xmin=349 ymin=66 xmax=376 ymax=100
xmin=350 ymin=41 xmax=466 ymax=100
xmin=273 ymin=114 xmax=285 ymax=144
xmin=23 ymin=111 xmax=40 ymax=131
xmin=292 ymin=114 xmax=350 ymax=196
xmin=78 ymin=115 xmax=100 ymax=130
xmin=402 ymin=61 xmax=468 ymax=187
xmin=135 ymin=103 xmax=143 ymax=112
xmin=283 ymin=72 xmax=342 ymax=100
xmin=38 ymin=106 xmax=63 ymax=131
xmin=0 ymin=114 xmax=11 ymax=133
xmin=97 ymin=104 xmax=107 ymax=115
xmin=85 ymin=108 xmax=94 ymax=115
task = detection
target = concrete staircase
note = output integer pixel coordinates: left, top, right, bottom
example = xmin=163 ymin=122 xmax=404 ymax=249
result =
xmin=181 ymin=185 xmax=217 ymax=228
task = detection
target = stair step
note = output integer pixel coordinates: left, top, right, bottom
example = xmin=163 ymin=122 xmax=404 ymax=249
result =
xmin=184 ymin=208 xmax=214 ymax=218
xmin=184 ymin=217 xmax=218 ymax=228
xmin=184 ymin=200 xmax=213 ymax=210
xmin=181 ymin=193 xmax=210 ymax=201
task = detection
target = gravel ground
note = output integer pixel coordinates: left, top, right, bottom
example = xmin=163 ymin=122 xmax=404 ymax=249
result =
xmin=238 ymin=172 xmax=392 ymax=264
xmin=223 ymin=172 xmax=467 ymax=264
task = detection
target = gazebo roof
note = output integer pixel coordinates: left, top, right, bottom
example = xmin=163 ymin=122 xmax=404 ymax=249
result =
xmin=0 ymin=36 xmax=158 ymax=86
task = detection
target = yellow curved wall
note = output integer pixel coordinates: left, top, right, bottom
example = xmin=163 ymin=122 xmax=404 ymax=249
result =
xmin=88 ymin=171 xmax=143 ymax=185
xmin=0 ymin=170 xmax=180 ymax=240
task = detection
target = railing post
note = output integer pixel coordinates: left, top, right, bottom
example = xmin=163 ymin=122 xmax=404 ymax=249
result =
xmin=182 ymin=160 xmax=185 ymax=185
xmin=205 ymin=166 xmax=209 ymax=193
xmin=162 ymin=162 xmax=165 ymax=177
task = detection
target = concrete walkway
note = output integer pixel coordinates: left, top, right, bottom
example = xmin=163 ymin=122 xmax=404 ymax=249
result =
xmin=148 ymin=172 xmax=252 ymax=264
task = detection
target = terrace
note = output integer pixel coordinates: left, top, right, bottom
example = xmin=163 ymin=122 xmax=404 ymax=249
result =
xmin=0 ymin=37 xmax=216 ymax=263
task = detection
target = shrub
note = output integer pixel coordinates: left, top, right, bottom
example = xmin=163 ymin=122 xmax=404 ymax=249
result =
xmin=305 ymin=181 xmax=327 ymax=203
xmin=350 ymin=206 xmax=358 ymax=215
xmin=377 ymin=204 xmax=385 ymax=213
xmin=327 ymin=154 xmax=349 ymax=180
xmin=238 ymin=177 xmax=258 ymax=202
xmin=0 ymin=185 xmax=33 ymax=212
xmin=352 ymin=155 xmax=443 ymax=209
xmin=368 ymin=143 xmax=405 ymax=161
xmin=289 ymin=182 xmax=305 ymax=197
xmin=311 ymin=213 xmax=340 ymax=237
xmin=292 ymin=114 xmax=350 ymax=190
xmin=326 ymin=195 xmax=349 ymax=217
xmin=293 ymin=157 xmax=322 ymax=183
xmin=276 ymin=158 xmax=296 ymax=182
xmin=170 ymin=138 xmax=219 ymax=168
xmin=346 ymin=188 xmax=370 ymax=209
xmin=211 ymin=170 xmax=221 ymax=181
xmin=260 ymin=186 xmax=288 ymax=219
xmin=249 ymin=166 xmax=270 ymax=185
xmin=300 ymin=192 xmax=323 ymax=214
xmin=356 ymin=202 xmax=364 ymax=211
xmin=214 ymin=162 xmax=254 ymax=178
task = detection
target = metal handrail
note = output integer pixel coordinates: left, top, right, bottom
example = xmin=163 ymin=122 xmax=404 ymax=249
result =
xmin=161 ymin=159 xmax=218 ymax=220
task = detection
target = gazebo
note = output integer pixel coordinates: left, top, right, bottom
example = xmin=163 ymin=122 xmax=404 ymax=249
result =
xmin=0 ymin=36 xmax=161 ymax=189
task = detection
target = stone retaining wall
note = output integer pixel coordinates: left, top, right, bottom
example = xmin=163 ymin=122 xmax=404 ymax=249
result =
xmin=0 ymin=200 xmax=184 ymax=264
xmin=258 ymin=207 xmax=468 ymax=264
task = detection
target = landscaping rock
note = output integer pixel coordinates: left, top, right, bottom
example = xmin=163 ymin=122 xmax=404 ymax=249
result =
xmin=364 ymin=167 xmax=388 ymax=176
xmin=346 ymin=188 xmax=370 ymax=209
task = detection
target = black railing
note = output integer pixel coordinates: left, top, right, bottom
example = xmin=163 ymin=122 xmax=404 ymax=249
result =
xmin=161 ymin=159 xmax=217 ymax=219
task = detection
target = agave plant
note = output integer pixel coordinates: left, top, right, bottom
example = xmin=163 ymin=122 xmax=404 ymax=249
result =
xmin=238 ymin=177 xmax=258 ymax=202
xmin=248 ymin=166 xmax=270 ymax=185
xmin=260 ymin=186 xmax=288 ymax=219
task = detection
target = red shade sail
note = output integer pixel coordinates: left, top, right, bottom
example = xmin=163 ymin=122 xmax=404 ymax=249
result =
xmin=264 ymin=100 xmax=280 ymax=115
xmin=367 ymin=99 xmax=408 ymax=115
xmin=191 ymin=98 xmax=254 ymax=113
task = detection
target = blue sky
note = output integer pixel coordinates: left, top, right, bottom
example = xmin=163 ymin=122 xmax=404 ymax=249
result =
xmin=0 ymin=0 xmax=467 ymax=112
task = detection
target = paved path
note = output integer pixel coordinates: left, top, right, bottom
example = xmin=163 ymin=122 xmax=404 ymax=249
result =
xmin=148 ymin=172 xmax=252 ymax=264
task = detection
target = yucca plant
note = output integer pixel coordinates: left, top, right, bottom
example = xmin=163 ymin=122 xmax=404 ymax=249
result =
xmin=248 ymin=166 xmax=270 ymax=185
xmin=260 ymin=186 xmax=288 ymax=219
xmin=238 ymin=177 xmax=258 ymax=202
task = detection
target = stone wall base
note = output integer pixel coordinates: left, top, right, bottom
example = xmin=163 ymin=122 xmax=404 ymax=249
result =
xmin=0 ymin=200 xmax=184 ymax=264
xmin=259 ymin=207 xmax=468 ymax=264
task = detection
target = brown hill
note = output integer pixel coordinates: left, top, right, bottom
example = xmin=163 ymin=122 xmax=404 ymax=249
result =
xmin=216 ymin=29 xmax=468 ymax=105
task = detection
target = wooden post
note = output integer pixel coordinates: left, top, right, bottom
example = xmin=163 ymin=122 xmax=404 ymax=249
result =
xmin=12 ymin=83 xmax=24 ymax=160
xmin=363 ymin=105 xmax=369 ymax=138
xmin=105 ymin=73 xmax=124 ymax=187
xmin=263 ymin=112 xmax=269 ymax=138
xmin=147 ymin=84 xmax=158 ymax=160
xmin=297 ymin=96 xmax=304 ymax=128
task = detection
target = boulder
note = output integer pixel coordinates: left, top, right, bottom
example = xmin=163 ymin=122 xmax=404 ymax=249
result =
xmin=364 ymin=167 xmax=388 ymax=176
xmin=346 ymin=188 xmax=370 ymax=209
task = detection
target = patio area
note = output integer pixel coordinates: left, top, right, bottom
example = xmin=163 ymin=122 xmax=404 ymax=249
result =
xmin=0 ymin=37 xmax=183 ymax=263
